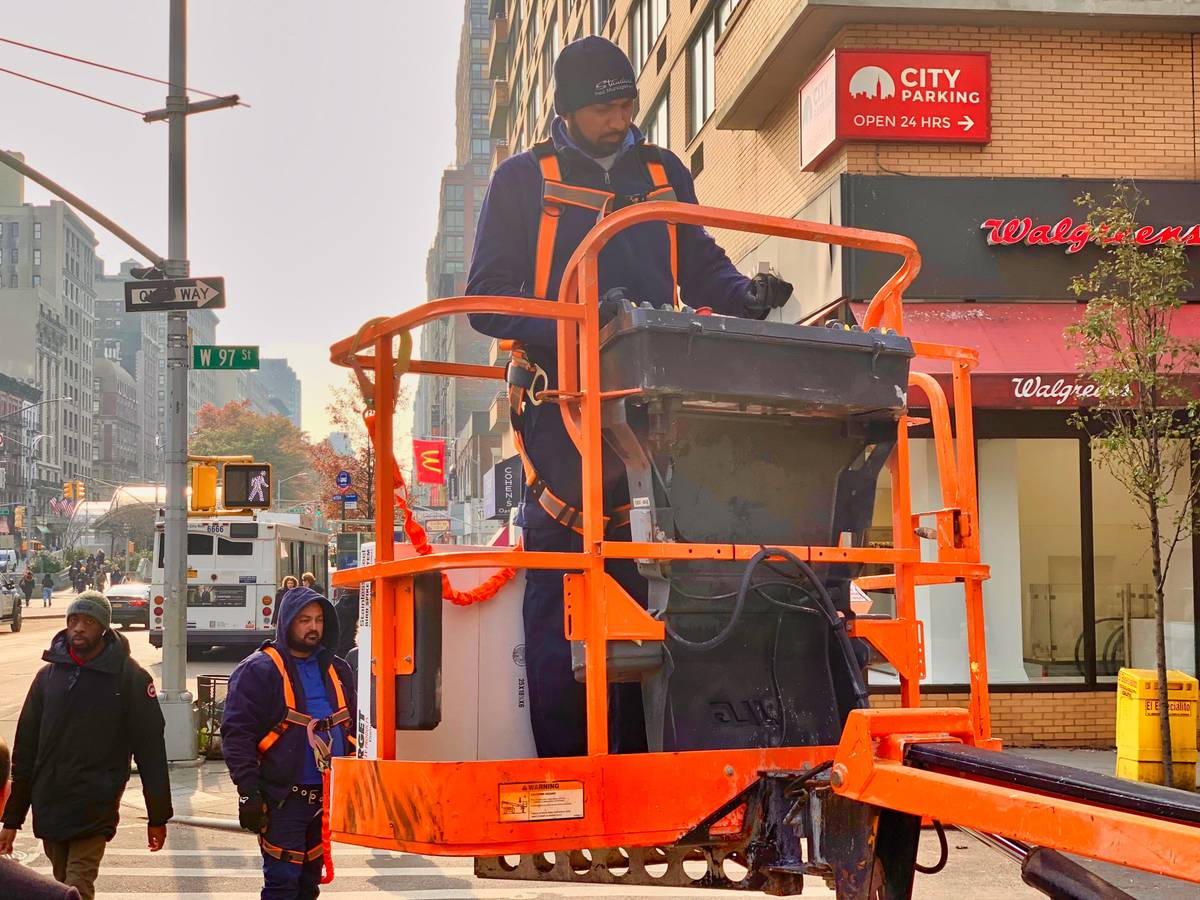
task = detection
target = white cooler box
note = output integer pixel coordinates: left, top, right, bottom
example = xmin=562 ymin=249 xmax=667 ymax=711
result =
xmin=353 ymin=542 xmax=536 ymax=761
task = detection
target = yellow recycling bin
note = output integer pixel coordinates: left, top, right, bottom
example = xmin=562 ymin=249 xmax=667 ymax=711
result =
xmin=1115 ymin=667 xmax=1198 ymax=790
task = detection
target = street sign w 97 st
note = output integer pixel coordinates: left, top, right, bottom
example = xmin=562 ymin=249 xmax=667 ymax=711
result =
xmin=192 ymin=345 xmax=259 ymax=370
xmin=124 ymin=276 xmax=225 ymax=312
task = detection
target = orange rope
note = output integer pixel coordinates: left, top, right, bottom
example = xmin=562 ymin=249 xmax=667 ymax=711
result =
xmin=306 ymin=718 xmax=335 ymax=884
xmin=363 ymin=411 xmax=516 ymax=605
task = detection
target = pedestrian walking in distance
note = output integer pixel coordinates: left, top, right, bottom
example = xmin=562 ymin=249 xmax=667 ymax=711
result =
xmin=301 ymin=571 xmax=324 ymax=595
xmin=20 ymin=569 xmax=35 ymax=608
xmin=222 ymin=586 xmax=356 ymax=900
xmin=0 ymin=590 xmax=172 ymax=899
xmin=41 ymin=571 xmax=53 ymax=607
xmin=0 ymin=737 xmax=82 ymax=898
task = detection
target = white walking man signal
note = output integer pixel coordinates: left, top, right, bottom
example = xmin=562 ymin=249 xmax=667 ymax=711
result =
xmin=248 ymin=470 xmax=268 ymax=503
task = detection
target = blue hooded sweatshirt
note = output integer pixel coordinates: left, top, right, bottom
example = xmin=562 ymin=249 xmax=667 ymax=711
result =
xmin=467 ymin=119 xmax=757 ymax=531
xmin=221 ymin=587 xmax=356 ymax=799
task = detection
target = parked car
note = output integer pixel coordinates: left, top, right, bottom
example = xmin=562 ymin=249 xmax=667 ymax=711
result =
xmin=0 ymin=576 xmax=21 ymax=632
xmin=105 ymin=581 xmax=152 ymax=629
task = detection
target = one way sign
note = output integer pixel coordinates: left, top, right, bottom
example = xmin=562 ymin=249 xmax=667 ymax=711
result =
xmin=124 ymin=277 xmax=226 ymax=312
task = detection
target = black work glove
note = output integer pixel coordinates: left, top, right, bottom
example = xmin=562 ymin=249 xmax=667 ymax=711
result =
xmin=743 ymin=273 xmax=794 ymax=319
xmin=238 ymin=790 xmax=266 ymax=833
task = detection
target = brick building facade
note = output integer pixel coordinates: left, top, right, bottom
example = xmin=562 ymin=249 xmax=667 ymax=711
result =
xmin=485 ymin=0 xmax=1200 ymax=745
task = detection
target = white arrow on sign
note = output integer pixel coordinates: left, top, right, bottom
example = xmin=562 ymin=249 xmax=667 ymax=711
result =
xmin=129 ymin=280 xmax=223 ymax=309
xmin=959 ymin=115 xmax=975 ymax=132
xmin=190 ymin=280 xmax=222 ymax=307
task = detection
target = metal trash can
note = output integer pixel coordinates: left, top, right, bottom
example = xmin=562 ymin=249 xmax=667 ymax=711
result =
xmin=196 ymin=674 xmax=231 ymax=760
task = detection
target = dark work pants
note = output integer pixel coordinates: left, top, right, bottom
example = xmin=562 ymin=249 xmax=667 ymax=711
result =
xmin=261 ymin=787 xmax=323 ymax=900
xmin=522 ymin=524 xmax=649 ymax=758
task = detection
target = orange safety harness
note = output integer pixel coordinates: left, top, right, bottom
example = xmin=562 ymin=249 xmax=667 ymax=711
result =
xmin=505 ymin=346 xmax=630 ymax=535
xmin=531 ymin=138 xmax=680 ymax=305
xmin=255 ymin=644 xmax=355 ymax=882
xmin=506 ymin=139 xmax=679 ymax=534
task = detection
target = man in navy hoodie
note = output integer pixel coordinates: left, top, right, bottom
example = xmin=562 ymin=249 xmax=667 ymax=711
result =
xmin=221 ymin=587 xmax=356 ymax=900
xmin=467 ymin=37 xmax=792 ymax=758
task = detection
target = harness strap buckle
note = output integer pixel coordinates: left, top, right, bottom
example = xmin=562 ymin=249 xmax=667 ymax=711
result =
xmin=611 ymin=193 xmax=647 ymax=211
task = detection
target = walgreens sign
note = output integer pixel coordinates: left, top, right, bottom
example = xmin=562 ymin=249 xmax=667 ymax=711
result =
xmin=800 ymin=50 xmax=991 ymax=170
xmin=983 ymin=217 xmax=1200 ymax=254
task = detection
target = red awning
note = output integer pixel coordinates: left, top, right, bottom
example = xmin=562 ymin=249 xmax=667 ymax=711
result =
xmin=851 ymin=302 xmax=1200 ymax=408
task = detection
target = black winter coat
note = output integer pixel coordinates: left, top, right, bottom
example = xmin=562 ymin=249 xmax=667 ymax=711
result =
xmin=1 ymin=629 xmax=173 ymax=842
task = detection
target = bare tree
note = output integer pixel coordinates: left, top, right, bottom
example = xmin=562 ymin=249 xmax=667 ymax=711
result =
xmin=1067 ymin=181 xmax=1200 ymax=787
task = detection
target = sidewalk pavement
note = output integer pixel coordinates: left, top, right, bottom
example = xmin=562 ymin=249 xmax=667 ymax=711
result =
xmin=18 ymin=587 xmax=97 ymax=619
xmin=126 ymin=758 xmax=239 ymax=822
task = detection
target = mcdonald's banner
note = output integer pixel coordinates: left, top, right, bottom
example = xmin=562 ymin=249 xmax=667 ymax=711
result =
xmin=413 ymin=438 xmax=446 ymax=485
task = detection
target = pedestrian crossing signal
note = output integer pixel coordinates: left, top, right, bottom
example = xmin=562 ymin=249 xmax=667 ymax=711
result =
xmin=222 ymin=463 xmax=273 ymax=509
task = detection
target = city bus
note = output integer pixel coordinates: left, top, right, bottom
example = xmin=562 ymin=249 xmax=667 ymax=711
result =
xmin=149 ymin=512 xmax=329 ymax=653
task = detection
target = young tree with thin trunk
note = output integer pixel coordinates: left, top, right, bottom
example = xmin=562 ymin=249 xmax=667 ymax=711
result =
xmin=1067 ymin=182 xmax=1200 ymax=787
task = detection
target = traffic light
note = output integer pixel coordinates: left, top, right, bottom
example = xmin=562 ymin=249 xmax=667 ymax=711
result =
xmin=190 ymin=464 xmax=218 ymax=511
xmin=222 ymin=462 xmax=273 ymax=509
xmin=63 ymin=482 xmax=74 ymax=500
xmin=75 ymin=481 xmax=86 ymax=502
xmin=14 ymin=506 xmax=24 ymax=529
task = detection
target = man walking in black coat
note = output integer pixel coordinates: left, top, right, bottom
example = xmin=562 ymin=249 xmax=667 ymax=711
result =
xmin=0 ymin=591 xmax=173 ymax=899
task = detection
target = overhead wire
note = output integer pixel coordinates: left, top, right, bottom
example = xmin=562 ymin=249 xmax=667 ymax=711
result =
xmin=0 ymin=65 xmax=145 ymax=116
xmin=0 ymin=34 xmax=236 ymax=101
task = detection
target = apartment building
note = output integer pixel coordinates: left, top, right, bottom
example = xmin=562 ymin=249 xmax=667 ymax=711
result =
xmin=257 ymin=358 xmax=303 ymax=428
xmin=0 ymin=156 xmax=98 ymax=528
xmin=95 ymin=259 xmax=165 ymax=483
xmin=486 ymin=1 xmax=1200 ymax=744
xmin=92 ymin=357 xmax=141 ymax=487
xmin=413 ymin=0 xmax=503 ymax=537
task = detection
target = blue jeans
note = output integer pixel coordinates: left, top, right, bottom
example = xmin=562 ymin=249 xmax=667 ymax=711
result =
xmin=42 ymin=587 xmax=52 ymax=602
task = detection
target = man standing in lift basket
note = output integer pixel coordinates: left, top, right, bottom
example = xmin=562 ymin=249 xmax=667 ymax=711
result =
xmin=221 ymin=586 xmax=356 ymax=900
xmin=467 ymin=36 xmax=794 ymax=758
xmin=0 ymin=591 xmax=172 ymax=900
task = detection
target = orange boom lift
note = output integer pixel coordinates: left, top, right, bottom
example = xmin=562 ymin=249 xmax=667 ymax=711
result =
xmin=328 ymin=203 xmax=1200 ymax=897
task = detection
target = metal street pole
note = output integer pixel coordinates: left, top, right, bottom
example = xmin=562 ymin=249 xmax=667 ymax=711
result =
xmin=160 ymin=0 xmax=196 ymax=761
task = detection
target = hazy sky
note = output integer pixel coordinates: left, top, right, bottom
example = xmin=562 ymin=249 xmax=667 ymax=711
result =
xmin=3 ymin=1 xmax=462 ymax=440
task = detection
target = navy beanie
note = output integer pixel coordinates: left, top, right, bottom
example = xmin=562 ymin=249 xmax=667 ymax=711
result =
xmin=553 ymin=36 xmax=638 ymax=116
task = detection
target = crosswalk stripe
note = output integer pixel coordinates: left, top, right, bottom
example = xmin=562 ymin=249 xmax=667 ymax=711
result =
xmin=95 ymin=886 xmax=836 ymax=899
xmin=31 ymin=865 xmax=479 ymax=878
xmin=87 ymin=847 xmax=458 ymax=859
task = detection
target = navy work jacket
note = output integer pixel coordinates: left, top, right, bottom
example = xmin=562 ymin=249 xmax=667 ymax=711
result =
xmin=220 ymin=587 xmax=356 ymax=801
xmin=467 ymin=118 xmax=754 ymax=531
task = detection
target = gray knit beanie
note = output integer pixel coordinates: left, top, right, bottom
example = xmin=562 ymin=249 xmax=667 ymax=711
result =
xmin=67 ymin=590 xmax=111 ymax=629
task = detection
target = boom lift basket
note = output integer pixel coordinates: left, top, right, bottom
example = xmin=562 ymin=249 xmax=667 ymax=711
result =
xmin=328 ymin=202 xmax=1200 ymax=897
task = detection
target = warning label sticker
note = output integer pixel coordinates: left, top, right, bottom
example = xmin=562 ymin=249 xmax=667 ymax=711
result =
xmin=499 ymin=781 xmax=584 ymax=823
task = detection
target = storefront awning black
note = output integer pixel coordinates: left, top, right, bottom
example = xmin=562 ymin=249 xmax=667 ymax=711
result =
xmin=851 ymin=302 xmax=1200 ymax=408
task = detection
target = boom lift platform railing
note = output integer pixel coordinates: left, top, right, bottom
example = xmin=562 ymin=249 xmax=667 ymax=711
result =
xmin=328 ymin=202 xmax=1200 ymax=898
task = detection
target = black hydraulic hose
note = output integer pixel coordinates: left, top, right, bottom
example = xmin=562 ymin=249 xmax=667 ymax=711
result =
xmin=662 ymin=547 xmax=870 ymax=710
xmin=661 ymin=547 xmax=767 ymax=652
xmin=914 ymin=820 xmax=949 ymax=875
xmin=758 ymin=547 xmax=870 ymax=710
